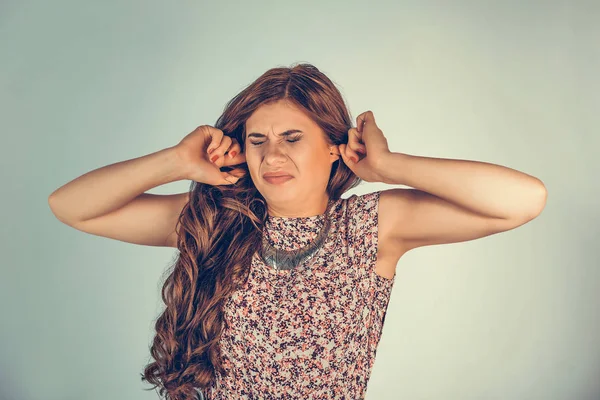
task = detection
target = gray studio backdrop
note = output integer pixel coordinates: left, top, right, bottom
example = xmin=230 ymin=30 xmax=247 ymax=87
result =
xmin=1 ymin=1 xmax=598 ymax=399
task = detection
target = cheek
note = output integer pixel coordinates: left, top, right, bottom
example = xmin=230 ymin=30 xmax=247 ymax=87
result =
xmin=304 ymin=153 xmax=329 ymax=171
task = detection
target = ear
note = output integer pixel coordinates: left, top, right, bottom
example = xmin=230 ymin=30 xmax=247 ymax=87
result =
xmin=329 ymin=145 xmax=341 ymax=163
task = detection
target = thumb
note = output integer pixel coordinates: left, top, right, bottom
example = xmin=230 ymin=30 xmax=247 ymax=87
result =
xmin=338 ymin=144 xmax=355 ymax=167
xmin=219 ymin=170 xmax=242 ymax=185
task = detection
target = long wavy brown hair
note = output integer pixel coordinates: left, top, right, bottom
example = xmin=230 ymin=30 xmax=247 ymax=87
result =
xmin=140 ymin=63 xmax=363 ymax=399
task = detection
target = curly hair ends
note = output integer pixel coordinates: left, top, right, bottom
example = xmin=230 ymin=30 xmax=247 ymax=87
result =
xmin=140 ymin=62 xmax=362 ymax=400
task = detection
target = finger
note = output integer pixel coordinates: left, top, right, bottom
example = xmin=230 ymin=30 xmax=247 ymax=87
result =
xmin=221 ymin=171 xmax=241 ymax=185
xmin=229 ymin=167 xmax=247 ymax=178
xmin=223 ymin=149 xmax=246 ymax=166
xmin=228 ymin=166 xmax=246 ymax=174
xmin=208 ymin=135 xmax=233 ymax=163
xmin=340 ymin=143 xmax=360 ymax=164
xmin=226 ymin=139 xmax=242 ymax=159
xmin=230 ymin=151 xmax=246 ymax=164
xmin=348 ymin=128 xmax=367 ymax=155
xmin=367 ymin=110 xmax=376 ymax=124
xmin=356 ymin=110 xmax=374 ymax=134
xmin=206 ymin=128 xmax=224 ymax=154
xmin=356 ymin=112 xmax=367 ymax=134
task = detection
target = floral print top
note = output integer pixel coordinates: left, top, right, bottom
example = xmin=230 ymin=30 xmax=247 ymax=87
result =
xmin=203 ymin=190 xmax=395 ymax=399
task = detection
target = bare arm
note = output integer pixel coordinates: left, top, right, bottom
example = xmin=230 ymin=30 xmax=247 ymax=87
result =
xmin=48 ymin=146 xmax=191 ymax=247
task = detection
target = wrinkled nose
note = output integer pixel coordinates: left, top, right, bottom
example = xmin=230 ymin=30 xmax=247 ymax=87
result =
xmin=263 ymin=142 xmax=288 ymax=163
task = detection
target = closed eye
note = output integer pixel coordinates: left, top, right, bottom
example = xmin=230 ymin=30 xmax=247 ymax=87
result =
xmin=249 ymin=137 xmax=301 ymax=146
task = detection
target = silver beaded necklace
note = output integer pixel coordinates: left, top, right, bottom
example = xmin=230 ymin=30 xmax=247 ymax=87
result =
xmin=258 ymin=199 xmax=334 ymax=275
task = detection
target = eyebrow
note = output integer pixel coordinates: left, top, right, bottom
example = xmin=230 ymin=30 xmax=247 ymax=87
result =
xmin=246 ymin=129 xmax=303 ymax=139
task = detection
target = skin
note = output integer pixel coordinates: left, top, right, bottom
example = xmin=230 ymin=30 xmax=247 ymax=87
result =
xmin=244 ymin=100 xmax=340 ymax=218
xmin=241 ymin=104 xmax=546 ymax=282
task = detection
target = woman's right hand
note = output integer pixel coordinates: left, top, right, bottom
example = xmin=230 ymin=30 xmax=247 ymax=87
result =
xmin=174 ymin=125 xmax=247 ymax=185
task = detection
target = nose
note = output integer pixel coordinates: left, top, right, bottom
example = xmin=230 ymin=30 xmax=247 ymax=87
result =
xmin=263 ymin=141 xmax=288 ymax=164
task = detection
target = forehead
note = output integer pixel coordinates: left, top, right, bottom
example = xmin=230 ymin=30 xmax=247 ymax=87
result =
xmin=245 ymin=101 xmax=315 ymax=132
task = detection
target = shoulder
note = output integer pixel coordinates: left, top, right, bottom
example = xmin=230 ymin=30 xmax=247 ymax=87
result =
xmin=346 ymin=190 xmax=381 ymax=215
xmin=344 ymin=189 xmax=412 ymax=254
xmin=343 ymin=190 xmax=382 ymax=243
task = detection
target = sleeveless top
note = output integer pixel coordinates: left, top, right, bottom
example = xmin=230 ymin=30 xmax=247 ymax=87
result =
xmin=202 ymin=190 xmax=395 ymax=399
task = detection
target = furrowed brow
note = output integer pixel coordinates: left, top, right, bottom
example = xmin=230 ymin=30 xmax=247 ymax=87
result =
xmin=247 ymin=129 xmax=303 ymax=139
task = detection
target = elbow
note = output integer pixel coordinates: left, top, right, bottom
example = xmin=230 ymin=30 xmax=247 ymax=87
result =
xmin=525 ymin=181 xmax=548 ymax=221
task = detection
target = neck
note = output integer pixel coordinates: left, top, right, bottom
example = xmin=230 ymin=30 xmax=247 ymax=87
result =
xmin=267 ymin=197 xmax=330 ymax=218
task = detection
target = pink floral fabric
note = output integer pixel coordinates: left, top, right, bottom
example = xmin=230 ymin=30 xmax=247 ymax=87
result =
xmin=204 ymin=190 xmax=395 ymax=399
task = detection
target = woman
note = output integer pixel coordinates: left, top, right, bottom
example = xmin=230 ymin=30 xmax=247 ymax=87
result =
xmin=48 ymin=63 xmax=547 ymax=399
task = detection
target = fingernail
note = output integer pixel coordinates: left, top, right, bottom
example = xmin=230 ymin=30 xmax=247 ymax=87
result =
xmin=208 ymin=147 xmax=215 ymax=154
xmin=211 ymin=154 xmax=219 ymax=162
xmin=352 ymin=156 xmax=358 ymax=163
xmin=230 ymin=151 xmax=237 ymax=158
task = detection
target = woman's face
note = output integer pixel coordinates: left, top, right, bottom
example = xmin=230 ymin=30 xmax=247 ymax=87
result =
xmin=244 ymin=100 xmax=340 ymax=217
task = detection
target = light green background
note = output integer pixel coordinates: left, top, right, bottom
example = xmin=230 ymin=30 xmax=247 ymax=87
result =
xmin=1 ymin=0 xmax=598 ymax=399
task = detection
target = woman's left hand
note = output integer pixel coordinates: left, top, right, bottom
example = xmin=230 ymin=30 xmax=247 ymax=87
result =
xmin=338 ymin=110 xmax=391 ymax=183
